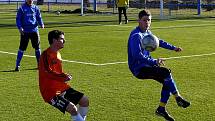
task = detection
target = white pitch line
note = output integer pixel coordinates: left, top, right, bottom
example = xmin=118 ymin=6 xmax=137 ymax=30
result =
xmin=0 ymin=50 xmax=99 ymax=66
xmin=76 ymin=22 xmax=215 ymax=29
xmin=1 ymin=50 xmax=215 ymax=66
xmin=162 ymin=52 xmax=215 ymax=60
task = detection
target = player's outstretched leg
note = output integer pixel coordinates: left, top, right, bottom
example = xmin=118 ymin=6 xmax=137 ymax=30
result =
xmin=164 ymin=74 xmax=191 ymax=108
xmin=78 ymin=96 xmax=89 ymax=120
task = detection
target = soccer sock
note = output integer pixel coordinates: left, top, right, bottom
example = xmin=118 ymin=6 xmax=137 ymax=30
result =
xmin=173 ymin=92 xmax=180 ymax=99
xmin=159 ymin=102 xmax=167 ymax=108
xmin=71 ymin=113 xmax=84 ymax=121
xmin=164 ymin=74 xmax=178 ymax=94
xmin=78 ymin=107 xmax=88 ymax=120
xmin=160 ymin=87 xmax=171 ymax=104
xmin=16 ymin=49 xmax=24 ymax=68
xmin=35 ymin=49 xmax=41 ymax=64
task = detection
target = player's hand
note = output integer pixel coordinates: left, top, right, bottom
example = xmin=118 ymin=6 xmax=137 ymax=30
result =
xmin=41 ymin=24 xmax=45 ymax=29
xmin=174 ymin=47 xmax=183 ymax=52
xmin=65 ymin=74 xmax=72 ymax=82
xmin=156 ymin=58 xmax=165 ymax=66
xmin=125 ymin=4 xmax=129 ymax=9
xmin=19 ymin=28 xmax=24 ymax=35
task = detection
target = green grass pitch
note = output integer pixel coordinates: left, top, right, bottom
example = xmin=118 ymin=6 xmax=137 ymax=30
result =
xmin=0 ymin=11 xmax=215 ymax=121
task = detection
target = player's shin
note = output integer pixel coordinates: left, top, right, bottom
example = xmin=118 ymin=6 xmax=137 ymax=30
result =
xmin=71 ymin=113 xmax=84 ymax=121
xmin=35 ymin=49 xmax=41 ymax=64
xmin=160 ymin=87 xmax=171 ymax=107
xmin=164 ymin=74 xmax=178 ymax=95
xmin=78 ymin=106 xmax=88 ymax=120
xmin=16 ymin=49 xmax=24 ymax=68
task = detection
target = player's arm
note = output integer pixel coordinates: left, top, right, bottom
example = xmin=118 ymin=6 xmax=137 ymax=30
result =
xmin=126 ymin=0 xmax=129 ymax=6
xmin=159 ymin=39 xmax=183 ymax=52
xmin=129 ymin=34 xmax=158 ymax=66
xmin=159 ymin=39 xmax=176 ymax=50
xmin=36 ymin=6 xmax=44 ymax=28
xmin=16 ymin=7 xmax=24 ymax=35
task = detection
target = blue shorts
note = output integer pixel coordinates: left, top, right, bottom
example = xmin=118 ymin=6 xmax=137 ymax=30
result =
xmin=19 ymin=32 xmax=40 ymax=51
xmin=136 ymin=66 xmax=171 ymax=84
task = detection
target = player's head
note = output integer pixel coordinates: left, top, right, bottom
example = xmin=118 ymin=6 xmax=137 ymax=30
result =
xmin=138 ymin=9 xmax=151 ymax=31
xmin=48 ymin=30 xmax=65 ymax=49
xmin=26 ymin=0 xmax=34 ymax=6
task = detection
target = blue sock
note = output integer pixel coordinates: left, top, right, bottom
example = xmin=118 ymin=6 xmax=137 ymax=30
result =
xmin=16 ymin=50 xmax=24 ymax=68
xmin=160 ymin=87 xmax=171 ymax=103
xmin=164 ymin=74 xmax=178 ymax=94
xmin=35 ymin=49 xmax=41 ymax=64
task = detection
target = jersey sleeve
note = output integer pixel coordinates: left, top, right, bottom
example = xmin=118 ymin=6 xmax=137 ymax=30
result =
xmin=36 ymin=6 xmax=44 ymax=27
xmin=16 ymin=7 xmax=23 ymax=30
xmin=159 ymin=39 xmax=176 ymax=50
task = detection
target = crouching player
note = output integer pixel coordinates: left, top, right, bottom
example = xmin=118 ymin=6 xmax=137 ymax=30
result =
xmin=39 ymin=30 xmax=89 ymax=121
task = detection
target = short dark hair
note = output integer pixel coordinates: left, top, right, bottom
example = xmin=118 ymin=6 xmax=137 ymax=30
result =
xmin=48 ymin=30 xmax=64 ymax=45
xmin=138 ymin=9 xmax=151 ymax=19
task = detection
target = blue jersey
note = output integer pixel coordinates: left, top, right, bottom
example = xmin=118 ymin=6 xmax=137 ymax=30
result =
xmin=16 ymin=3 xmax=44 ymax=33
xmin=127 ymin=27 xmax=176 ymax=77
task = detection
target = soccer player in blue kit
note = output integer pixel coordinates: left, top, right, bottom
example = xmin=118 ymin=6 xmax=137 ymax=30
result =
xmin=127 ymin=9 xmax=190 ymax=121
xmin=15 ymin=0 xmax=44 ymax=71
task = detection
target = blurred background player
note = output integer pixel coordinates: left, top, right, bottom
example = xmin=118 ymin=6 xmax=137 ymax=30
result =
xmin=116 ymin=0 xmax=129 ymax=24
xmin=15 ymin=0 xmax=44 ymax=71
xmin=39 ymin=30 xmax=89 ymax=121
xmin=127 ymin=9 xmax=190 ymax=121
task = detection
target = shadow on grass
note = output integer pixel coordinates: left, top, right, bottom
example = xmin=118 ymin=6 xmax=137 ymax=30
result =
xmin=0 ymin=68 xmax=38 ymax=73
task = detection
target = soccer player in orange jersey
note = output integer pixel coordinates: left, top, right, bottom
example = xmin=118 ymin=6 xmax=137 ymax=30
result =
xmin=39 ymin=30 xmax=89 ymax=121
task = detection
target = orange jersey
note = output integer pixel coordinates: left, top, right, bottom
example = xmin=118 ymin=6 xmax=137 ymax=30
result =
xmin=39 ymin=47 xmax=70 ymax=102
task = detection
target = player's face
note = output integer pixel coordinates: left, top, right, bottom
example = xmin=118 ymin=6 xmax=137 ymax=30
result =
xmin=138 ymin=15 xmax=151 ymax=31
xmin=54 ymin=34 xmax=65 ymax=49
xmin=26 ymin=0 xmax=34 ymax=5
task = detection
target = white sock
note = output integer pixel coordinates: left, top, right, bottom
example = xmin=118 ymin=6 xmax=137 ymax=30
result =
xmin=78 ymin=107 xmax=88 ymax=120
xmin=71 ymin=113 xmax=84 ymax=121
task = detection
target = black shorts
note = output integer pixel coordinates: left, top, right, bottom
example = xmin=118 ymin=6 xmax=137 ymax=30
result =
xmin=49 ymin=88 xmax=84 ymax=113
xmin=136 ymin=66 xmax=171 ymax=84
xmin=19 ymin=32 xmax=40 ymax=51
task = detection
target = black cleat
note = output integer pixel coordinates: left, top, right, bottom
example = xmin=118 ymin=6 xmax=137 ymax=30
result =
xmin=125 ymin=20 xmax=128 ymax=24
xmin=14 ymin=67 xmax=20 ymax=72
xmin=155 ymin=107 xmax=175 ymax=121
xmin=176 ymin=96 xmax=190 ymax=108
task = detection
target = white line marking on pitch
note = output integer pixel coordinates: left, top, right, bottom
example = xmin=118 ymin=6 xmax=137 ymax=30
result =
xmin=0 ymin=50 xmax=215 ymax=66
xmin=76 ymin=22 xmax=215 ymax=29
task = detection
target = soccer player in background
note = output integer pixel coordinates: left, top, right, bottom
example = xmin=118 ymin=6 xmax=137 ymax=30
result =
xmin=116 ymin=0 xmax=129 ymax=24
xmin=39 ymin=30 xmax=89 ymax=121
xmin=15 ymin=0 xmax=44 ymax=71
xmin=127 ymin=9 xmax=190 ymax=121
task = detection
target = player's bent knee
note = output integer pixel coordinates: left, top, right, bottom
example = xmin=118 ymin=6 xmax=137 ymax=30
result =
xmin=79 ymin=96 xmax=89 ymax=107
xmin=66 ymin=102 xmax=78 ymax=115
xmin=160 ymin=67 xmax=171 ymax=78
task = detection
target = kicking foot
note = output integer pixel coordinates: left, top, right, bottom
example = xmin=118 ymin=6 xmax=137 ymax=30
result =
xmin=176 ymin=96 xmax=190 ymax=108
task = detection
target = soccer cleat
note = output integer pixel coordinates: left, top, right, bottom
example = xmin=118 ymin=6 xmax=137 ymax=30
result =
xmin=176 ymin=96 xmax=190 ymax=108
xmin=119 ymin=22 xmax=122 ymax=25
xmin=14 ymin=67 xmax=20 ymax=72
xmin=155 ymin=107 xmax=175 ymax=121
